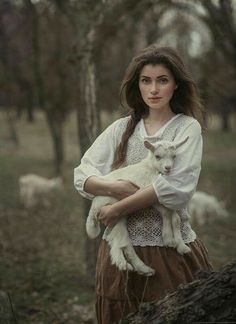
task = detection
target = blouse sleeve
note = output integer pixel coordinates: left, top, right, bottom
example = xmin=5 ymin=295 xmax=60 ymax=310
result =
xmin=152 ymin=120 xmax=202 ymax=209
xmin=74 ymin=118 xmax=127 ymax=200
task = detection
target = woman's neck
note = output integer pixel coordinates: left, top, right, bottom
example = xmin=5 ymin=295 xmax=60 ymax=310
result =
xmin=145 ymin=107 xmax=175 ymax=125
xmin=143 ymin=108 xmax=176 ymax=134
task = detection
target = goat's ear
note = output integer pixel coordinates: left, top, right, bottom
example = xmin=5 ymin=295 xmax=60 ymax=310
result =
xmin=144 ymin=140 xmax=155 ymax=152
xmin=174 ymin=136 xmax=189 ymax=149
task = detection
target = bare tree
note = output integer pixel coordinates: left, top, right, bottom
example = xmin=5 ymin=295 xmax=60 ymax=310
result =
xmin=23 ymin=0 xmax=75 ymax=175
xmin=0 ymin=1 xmax=20 ymax=146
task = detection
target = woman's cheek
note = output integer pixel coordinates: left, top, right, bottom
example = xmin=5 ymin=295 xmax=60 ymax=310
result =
xmin=163 ymin=86 xmax=175 ymax=98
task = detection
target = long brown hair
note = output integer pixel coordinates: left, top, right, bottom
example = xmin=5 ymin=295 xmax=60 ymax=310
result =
xmin=112 ymin=44 xmax=206 ymax=169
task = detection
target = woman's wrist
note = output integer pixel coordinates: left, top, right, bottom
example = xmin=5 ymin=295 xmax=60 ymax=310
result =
xmin=112 ymin=200 xmax=127 ymax=218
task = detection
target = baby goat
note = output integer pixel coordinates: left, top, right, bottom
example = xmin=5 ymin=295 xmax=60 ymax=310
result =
xmin=189 ymin=191 xmax=229 ymax=226
xmin=19 ymin=174 xmax=63 ymax=208
xmin=86 ymin=137 xmax=190 ymax=276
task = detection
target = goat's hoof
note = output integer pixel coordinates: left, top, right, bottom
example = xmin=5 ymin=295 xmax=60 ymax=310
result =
xmin=117 ymin=262 xmax=133 ymax=272
xmin=177 ymin=244 xmax=191 ymax=255
xmin=137 ymin=266 xmax=155 ymax=277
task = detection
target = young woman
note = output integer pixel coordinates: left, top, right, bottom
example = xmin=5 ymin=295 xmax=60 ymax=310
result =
xmin=74 ymin=45 xmax=213 ymax=324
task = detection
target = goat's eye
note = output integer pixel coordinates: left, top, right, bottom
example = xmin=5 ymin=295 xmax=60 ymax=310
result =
xmin=155 ymin=155 xmax=161 ymax=159
xmin=173 ymin=155 xmax=176 ymax=159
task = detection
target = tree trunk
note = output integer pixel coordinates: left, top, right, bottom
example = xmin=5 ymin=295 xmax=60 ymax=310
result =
xmin=5 ymin=107 xmax=19 ymax=147
xmin=123 ymin=261 xmax=236 ymax=324
xmin=77 ymin=53 xmax=100 ymax=150
xmin=23 ymin=82 xmax=34 ymax=123
xmin=76 ymin=47 xmax=101 ymax=280
xmin=221 ymin=110 xmax=231 ymax=132
xmin=46 ymin=112 xmax=64 ymax=176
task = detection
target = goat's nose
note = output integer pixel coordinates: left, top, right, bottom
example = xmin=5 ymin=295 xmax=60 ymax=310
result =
xmin=165 ymin=166 xmax=171 ymax=171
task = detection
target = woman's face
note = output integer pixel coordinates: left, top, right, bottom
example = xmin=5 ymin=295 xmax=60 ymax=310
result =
xmin=138 ymin=64 xmax=177 ymax=113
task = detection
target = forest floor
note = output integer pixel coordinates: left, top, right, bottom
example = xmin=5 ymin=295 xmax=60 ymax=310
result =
xmin=0 ymin=111 xmax=235 ymax=323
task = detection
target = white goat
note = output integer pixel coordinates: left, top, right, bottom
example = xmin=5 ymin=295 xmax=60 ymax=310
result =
xmin=19 ymin=174 xmax=63 ymax=208
xmin=86 ymin=137 xmax=191 ymax=276
xmin=189 ymin=191 xmax=229 ymax=226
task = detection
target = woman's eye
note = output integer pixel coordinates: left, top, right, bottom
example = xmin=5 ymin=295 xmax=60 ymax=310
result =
xmin=141 ymin=78 xmax=150 ymax=84
xmin=159 ymin=78 xmax=168 ymax=84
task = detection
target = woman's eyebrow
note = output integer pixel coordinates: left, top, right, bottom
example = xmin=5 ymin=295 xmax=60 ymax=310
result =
xmin=140 ymin=74 xmax=169 ymax=78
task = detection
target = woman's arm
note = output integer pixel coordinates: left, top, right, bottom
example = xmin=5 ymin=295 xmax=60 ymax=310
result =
xmin=84 ymin=176 xmax=140 ymax=200
xmin=98 ymin=184 xmax=158 ymax=227
xmin=152 ymin=120 xmax=203 ymax=209
xmin=74 ymin=117 xmax=130 ymax=200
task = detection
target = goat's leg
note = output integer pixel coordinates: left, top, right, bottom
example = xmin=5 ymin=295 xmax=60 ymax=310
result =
xmin=24 ymin=189 xmax=37 ymax=208
xmin=86 ymin=205 xmax=101 ymax=239
xmin=107 ymin=220 xmax=155 ymax=275
xmin=123 ymin=245 xmax=155 ymax=276
xmin=106 ymin=219 xmax=133 ymax=271
xmin=86 ymin=197 xmax=104 ymax=238
xmin=161 ymin=208 xmax=176 ymax=248
xmin=109 ymin=244 xmax=133 ymax=271
xmin=86 ymin=196 xmax=116 ymax=239
xmin=172 ymin=212 xmax=191 ymax=254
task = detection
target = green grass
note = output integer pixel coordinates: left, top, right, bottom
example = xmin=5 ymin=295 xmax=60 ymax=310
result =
xmin=0 ymin=111 xmax=235 ymax=322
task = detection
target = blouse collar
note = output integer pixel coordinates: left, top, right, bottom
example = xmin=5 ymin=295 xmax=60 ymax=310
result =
xmin=139 ymin=113 xmax=183 ymax=139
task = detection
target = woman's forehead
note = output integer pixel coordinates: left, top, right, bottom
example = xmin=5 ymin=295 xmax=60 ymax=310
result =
xmin=140 ymin=64 xmax=172 ymax=77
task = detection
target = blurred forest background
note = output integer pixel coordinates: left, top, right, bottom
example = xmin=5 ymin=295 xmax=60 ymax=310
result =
xmin=0 ymin=0 xmax=236 ymax=323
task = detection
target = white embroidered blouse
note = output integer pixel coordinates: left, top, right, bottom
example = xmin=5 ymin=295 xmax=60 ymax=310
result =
xmin=74 ymin=113 xmax=201 ymax=246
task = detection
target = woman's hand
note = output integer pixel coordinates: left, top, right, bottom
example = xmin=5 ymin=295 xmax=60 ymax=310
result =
xmin=110 ymin=180 xmax=140 ymax=200
xmin=98 ymin=204 xmax=122 ymax=229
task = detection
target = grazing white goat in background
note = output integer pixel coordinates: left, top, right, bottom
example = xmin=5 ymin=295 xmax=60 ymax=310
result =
xmin=189 ymin=191 xmax=229 ymax=226
xmin=86 ymin=137 xmax=190 ymax=276
xmin=19 ymin=174 xmax=63 ymax=208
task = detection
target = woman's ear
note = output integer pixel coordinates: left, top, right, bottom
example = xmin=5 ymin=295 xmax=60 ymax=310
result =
xmin=174 ymin=84 xmax=178 ymax=90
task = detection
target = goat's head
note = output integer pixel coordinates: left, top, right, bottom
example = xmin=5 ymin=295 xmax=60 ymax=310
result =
xmin=144 ymin=137 xmax=189 ymax=175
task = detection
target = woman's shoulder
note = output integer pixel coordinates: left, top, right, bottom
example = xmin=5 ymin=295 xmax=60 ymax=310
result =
xmin=105 ymin=115 xmax=131 ymax=134
xmin=175 ymin=114 xmax=202 ymax=132
xmin=110 ymin=115 xmax=131 ymax=127
xmin=101 ymin=115 xmax=131 ymax=142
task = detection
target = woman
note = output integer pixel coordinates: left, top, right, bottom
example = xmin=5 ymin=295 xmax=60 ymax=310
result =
xmin=74 ymin=45 xmax=213 ymax=324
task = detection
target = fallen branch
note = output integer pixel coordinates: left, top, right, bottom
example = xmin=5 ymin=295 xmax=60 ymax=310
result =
xmin=122 ymin=260 xmax=236 ymax=324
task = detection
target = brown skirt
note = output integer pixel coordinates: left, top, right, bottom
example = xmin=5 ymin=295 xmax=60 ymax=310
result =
xmin=95 ymin=238 xmax=213 ymax=324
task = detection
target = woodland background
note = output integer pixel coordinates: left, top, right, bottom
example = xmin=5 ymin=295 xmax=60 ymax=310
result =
xmin=0 ymin=0 xmax=236 ymax=323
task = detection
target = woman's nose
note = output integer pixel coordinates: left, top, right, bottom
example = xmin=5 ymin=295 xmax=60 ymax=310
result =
xmin=151 ymin=82 xmax=159 ymax=94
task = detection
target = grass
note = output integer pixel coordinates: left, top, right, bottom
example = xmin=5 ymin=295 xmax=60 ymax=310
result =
xmin=0 ymin=110 xmax=235 ymax=323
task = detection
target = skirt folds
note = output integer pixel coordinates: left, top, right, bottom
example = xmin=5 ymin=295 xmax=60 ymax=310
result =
xmin=95 ymin=238 xmax=213 ymax=324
